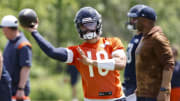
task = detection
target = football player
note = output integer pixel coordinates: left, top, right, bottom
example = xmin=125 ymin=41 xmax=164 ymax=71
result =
xmin=123 ymin=4 xmax=146 ymax=101
xmin=22 ymin=7 xmax=127 ymax=101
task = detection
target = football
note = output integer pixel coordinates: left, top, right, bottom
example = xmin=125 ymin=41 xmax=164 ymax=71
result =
xmin=18 ymin=8 xmax=38 ymax=28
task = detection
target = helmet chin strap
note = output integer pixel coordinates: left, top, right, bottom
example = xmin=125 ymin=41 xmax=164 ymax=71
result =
xmin=83 ymin=32 xmax=97 ymax=40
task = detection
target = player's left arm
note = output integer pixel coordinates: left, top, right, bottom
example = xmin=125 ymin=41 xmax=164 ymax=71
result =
xmin=16 ymin=66 xmax=30 ymax=98
xmin=19 ymin=67 xmax=30 ymax=89
xmin=155 ymin=36 xmax=174 ymax=89
xmin=16 ymin=46 xmax=32 ymax=98
xmin=154 ymin=34 xmax=175 ymax=100
xmin=77 ymin=47 xmax=126 ymax=71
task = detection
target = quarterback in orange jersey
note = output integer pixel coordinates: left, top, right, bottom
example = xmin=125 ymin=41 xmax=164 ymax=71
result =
xmin=23 ymin=7 xmax=126 ymax=101
xmin=68 ymin=37 xmax=126 ymax=100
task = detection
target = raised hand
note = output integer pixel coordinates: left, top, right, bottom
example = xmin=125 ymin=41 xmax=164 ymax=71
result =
xmin=23 ymin=23 xmax=39 ymax=33
xmin=77 ymin=47 xmax=93 ymax=66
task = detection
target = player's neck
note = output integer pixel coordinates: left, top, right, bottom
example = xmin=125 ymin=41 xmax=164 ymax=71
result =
xmin=8 ymin=30 xmax=20 ymax=40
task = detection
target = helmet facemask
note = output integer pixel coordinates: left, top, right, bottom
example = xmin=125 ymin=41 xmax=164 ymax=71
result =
xmin=80 ymin=21 xmax=97 ymax=39
xmin=126 ymin=17 xmax=138 ymax=31
xmin=76 ymin=17 xmax=102 ymax=40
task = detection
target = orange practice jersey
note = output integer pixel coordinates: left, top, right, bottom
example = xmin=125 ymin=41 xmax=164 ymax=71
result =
xmin=66 ymin=37 xmax=124 ymax=99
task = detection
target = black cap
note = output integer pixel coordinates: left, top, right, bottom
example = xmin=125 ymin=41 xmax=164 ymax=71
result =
xmin=137 ymin=6 xmax=157 ymax=21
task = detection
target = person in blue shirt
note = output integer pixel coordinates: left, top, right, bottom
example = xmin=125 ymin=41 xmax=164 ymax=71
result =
xmin=123 ymin=4 xmax=147 ymax=101
xmin=170 ymin=47 xmax=180 ymax=101
xmin=0 ymin=15 xmax=32 ymax=100
xmin=0 ymin=51 xmax=12 ymax=101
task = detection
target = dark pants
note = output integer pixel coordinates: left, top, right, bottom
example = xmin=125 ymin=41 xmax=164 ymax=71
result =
xmin=67 ymin=65 xmax=79 ymax=86
xmin=137 ymin=96 xmax=156 ymax=101
xmin=123 ymin=84 xmax=136 ymax=96
xmin=0 ymin=80 xmax=12 ymax=101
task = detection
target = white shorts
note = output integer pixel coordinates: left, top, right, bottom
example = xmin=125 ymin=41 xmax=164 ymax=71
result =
xmin=126 ymin=93 xmax=136 ymax=101
xmin=84 ymin=95 xmax=125 ymax=101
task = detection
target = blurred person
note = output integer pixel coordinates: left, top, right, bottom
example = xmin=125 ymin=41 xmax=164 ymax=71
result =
xmin=170 ymin=47 xmax=180 ymax=101
xmin=64 ymin=65 xmax=79 ymax=101
xmin=0 ymin=50 xmax=12 ymax=101
xmin=0 ymin=15 xmax=32 ymax=100
xmin=22 ymin=7 xmax=127 ymax=101
xmin=123 ymin=4 xmax=146 ymax=101
xmin=135 ymin=6 xmax=174 ymax=101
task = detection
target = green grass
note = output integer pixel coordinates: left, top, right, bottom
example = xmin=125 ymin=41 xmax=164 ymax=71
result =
xmin=30 ymin=74 xmax=84 ymax=101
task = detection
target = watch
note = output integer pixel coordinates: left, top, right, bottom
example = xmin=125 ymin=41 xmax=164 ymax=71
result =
xmin=160 ymin=87 xmax=169 ymax=92
xmin=18 ymin=87 xmax=24 ymax=90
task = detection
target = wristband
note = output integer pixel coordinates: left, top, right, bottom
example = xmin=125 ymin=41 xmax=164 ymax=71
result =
xmin=18 ymin=87 xmax=24 ymax=90
xmin=97 ymin=59 xmax=115 ymax=70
